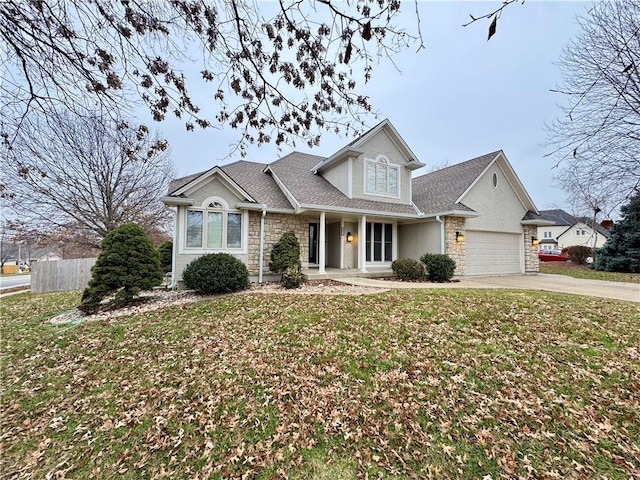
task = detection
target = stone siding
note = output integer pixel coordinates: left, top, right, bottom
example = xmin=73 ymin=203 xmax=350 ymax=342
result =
xmin=524 ymin=224 xmax=540 ymax=274
xmin=444 ymin=216 xmax=465 ymax=276
xmin=247 ymin=212 xmax=309 ymax=275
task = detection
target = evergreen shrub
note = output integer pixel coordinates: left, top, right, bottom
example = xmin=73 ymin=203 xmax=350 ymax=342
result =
xmin=282 ymin=262 xmax=303 ymax=289
xmin=80 ymin=223 xmax=163 ymax=312
xmin=391 ymin=258 xmax=425 ymax=281
xmin=158 ymin=240 xmax=173 ymax=273
xmin=420 ymin=253 xmax=456 ymax=282
xmin=269 ymin=231 xmax=302 ymax=288
xmin=182 ymin=253 xmax=249 ymax=294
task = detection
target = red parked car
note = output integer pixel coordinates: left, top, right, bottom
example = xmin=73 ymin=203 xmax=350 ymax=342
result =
xmin=538 ymin=250 xmax=568 ymax=262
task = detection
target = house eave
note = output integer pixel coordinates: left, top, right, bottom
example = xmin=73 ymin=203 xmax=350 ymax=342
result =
xmin=161 ymin=196 xmax=194 ymax=206
xmin=312 ymin=146 xmax=365 ymax=173
xmin=298 ymin=203 xmax=420 ymax=219
xmin=420 ymin=209 xmax=481 ymax=219
xmin=522 ymin=219 xmax=555 ymax=226
xmin=235 ymin=202 xmax=296 ymax=214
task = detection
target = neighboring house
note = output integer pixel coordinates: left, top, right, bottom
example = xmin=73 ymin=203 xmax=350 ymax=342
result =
xmin=537 ymin=209 xmax=611 ymax=251
xmin=162 ymin=119 xmax=550 ymax=287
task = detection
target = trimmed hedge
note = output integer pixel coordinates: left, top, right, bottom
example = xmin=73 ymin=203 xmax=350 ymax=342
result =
xmin=182 ymin=253 xmax=249 ymax=294
xmin=282 ymin=262 xmax=303 ymax=289
xmin=420 ymin=253 xmax=456 ymax=282
xmin=391 ymin=258 xmax=425 ymax=281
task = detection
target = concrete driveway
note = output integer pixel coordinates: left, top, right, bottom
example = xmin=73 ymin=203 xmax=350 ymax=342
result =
xmin=339 ymin=274 xmax=640 ymax=303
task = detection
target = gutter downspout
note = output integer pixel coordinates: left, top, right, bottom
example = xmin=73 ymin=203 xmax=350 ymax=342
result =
xmin=435 ymin=215 xmax=445 ymax=254
xmin=171 ymin=208 xmax=179 ymax=290
xmin=258 ymin=206 xmax=267 ymax=283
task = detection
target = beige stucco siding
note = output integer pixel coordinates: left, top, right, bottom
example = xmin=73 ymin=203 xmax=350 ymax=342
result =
xmin=350 ymin=131 xmax=412 ymax=205
xmin=398 ymin=221 xmax=441 ymax=260
xmin=185 ymin=177 xmax=244 ymax=207
xmin=462 ymin=165 xmax=527 ymax=233
xmin=323 ymin=160 xmax=350 ymax=198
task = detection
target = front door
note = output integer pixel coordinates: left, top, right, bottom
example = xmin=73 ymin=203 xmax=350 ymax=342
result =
xmin=308 ymin=223 xmax=319 ymax=264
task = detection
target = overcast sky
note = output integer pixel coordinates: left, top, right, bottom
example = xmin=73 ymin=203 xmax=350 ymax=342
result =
xmin=151 ymin=1 xmax=592 ymax=212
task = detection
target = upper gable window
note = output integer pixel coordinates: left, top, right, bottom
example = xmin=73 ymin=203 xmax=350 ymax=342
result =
xmin=365 ymin=155 xmax=399 ymax=197
xmin=185 ymin=197 xmax=242 ymax=250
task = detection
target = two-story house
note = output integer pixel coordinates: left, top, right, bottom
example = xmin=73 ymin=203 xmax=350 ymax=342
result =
xmin=162 ymin=119 xmax=550 ymax=287
xmin=538 ymin=209 xmax=611 ymax=252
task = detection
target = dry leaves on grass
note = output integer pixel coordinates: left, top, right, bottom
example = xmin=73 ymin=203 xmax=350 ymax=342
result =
xmin=1 ymin=289 xmax=639 ymax=479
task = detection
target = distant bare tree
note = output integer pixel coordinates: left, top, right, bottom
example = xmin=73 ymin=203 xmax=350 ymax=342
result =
xmin=2 ymin=112 xmax=175 ymax=247
xmin=547 ymin=0 xmax=640 ymax=217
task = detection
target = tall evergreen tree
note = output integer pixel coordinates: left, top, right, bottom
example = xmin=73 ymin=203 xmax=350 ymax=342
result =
xmin=594 ymin=194 xmax=640 ymax=273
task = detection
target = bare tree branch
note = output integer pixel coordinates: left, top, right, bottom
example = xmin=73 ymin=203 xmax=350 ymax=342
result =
xmin=547 ymin=0 xmax=640 ymax=217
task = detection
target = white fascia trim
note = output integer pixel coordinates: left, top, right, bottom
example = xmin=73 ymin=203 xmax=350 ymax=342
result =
xmin=312 ymin=146 xmax=365 ymax=173
xmin=267 ymin=170 xmax=302 ymax=211
xmin=522 ymin=219 xmax=555 ymax=226
xmin=420 ymin=209 xmax=480 ymax=219
xmin=298 ymin=203 xmax=419 ymax=219
xmin=161 ymin=196 xmax=195 ymax=206
xmin=235 ymin=202 xmax=295 ymax=214
xmin=172 ymin=166 xmax=256 ymax=202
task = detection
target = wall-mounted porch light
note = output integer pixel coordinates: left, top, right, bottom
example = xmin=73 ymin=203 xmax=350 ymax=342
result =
xmin=455 ymin=231 xmax=465 ymax=243
xmin=531 ymin=236 xmax=539 ymax=246
xmin=346 ymin=232 xmax=354 ymax=243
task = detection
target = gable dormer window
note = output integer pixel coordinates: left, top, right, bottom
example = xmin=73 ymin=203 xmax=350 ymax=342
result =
xmin=365 ymin=155 xmax=399 ymax=197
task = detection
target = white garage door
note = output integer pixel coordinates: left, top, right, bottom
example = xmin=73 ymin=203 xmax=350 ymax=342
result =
xmin=465 ymin=231 xmax=522 ymax=276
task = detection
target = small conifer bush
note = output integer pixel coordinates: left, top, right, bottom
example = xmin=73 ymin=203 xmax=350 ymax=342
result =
xmin=158 ymin=240 xmax=173 ymax=273
xmin=269 ymin=231 xmax=302 ymax=288
xmin=182 ymin=253 xmax=249 ymax=294
xmin=420 ymin=253 xmax=456 ymax=282
xmin=80 ymin=223 xmax=163 ymax=312
xmin=282 ymin=261 xmax=303 ymax=289
xmin=391 ymin=258 xmax=425 ymax=281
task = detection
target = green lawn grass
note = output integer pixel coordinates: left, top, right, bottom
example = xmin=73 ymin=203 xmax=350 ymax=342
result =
xmin=1 ymin=289 xmax=639 ymax=479
xmin=539 ymin=263 xmax=640 ymax=283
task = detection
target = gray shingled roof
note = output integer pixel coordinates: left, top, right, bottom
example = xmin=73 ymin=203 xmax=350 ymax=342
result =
xmin=412 ymin=151 xmax=500 ymax=214
xmin=539 ymin=209 xmax=578 ymax=226
xmin=269 ymin=152 xmax=418 ymax=215
xmin=221 ymin=161 xmax=293 ymax=210
xmin=576 ymin=216 xmax=612 ymax=238
xmin=168 ymin=170 xmax=206 ymax=194
xmin=167 ymin=161 xmax=294 ymax=210
xmin=539 ymin=209 xmax=611 ymax=238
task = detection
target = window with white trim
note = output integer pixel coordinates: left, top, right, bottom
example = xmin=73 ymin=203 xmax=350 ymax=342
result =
xmin=365 ymin=156 xmax=399 ymax=197
xmin=185 ymin=198 xmax=243 ymax=250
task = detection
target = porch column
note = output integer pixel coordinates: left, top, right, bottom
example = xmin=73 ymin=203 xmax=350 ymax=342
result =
xmin=392 ymin=223 xmax=398 ymax=261
xmin=359 ymin=215 xmax=368 ymax=273
xmin=339 ymin=218 xmax=345 ymax=269
xmin=319 ymin=211 xmax=326 ymax=274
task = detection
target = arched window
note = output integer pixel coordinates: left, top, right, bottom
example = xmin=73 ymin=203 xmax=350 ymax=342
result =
xmin=365 ymin=155 xmax=399 ymax=197
xmin=185 ymin=197 xmax=243 ymax=249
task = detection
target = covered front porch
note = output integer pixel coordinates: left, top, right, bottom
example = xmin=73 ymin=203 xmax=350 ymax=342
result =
xmin=302 ymin=266 xmax=394 ymax=281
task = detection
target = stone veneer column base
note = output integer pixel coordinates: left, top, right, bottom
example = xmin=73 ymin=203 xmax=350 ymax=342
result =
xmin=444 ymin=216 xmax=465 ymax=276
xmin=523 ymin=224 xmax=540 ymax=274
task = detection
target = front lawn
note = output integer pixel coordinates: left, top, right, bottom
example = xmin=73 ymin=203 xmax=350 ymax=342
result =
xmin=539 ymin=262 xmax=640 ymax=283
xmin=1 ymin=289 xmax=639 ymax=479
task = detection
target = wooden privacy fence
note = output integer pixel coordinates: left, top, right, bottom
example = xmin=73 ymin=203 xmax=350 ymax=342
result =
xmin=31 ymin=258 xmax=97 ymax=293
